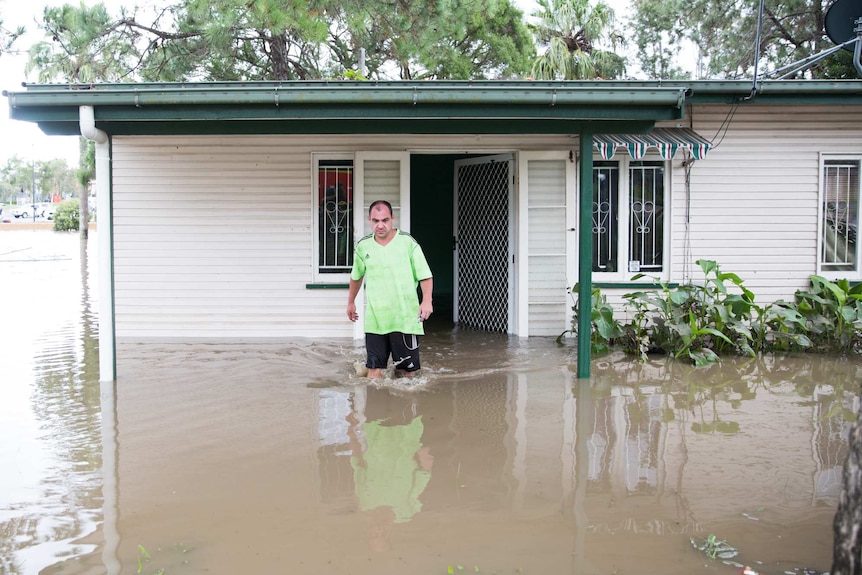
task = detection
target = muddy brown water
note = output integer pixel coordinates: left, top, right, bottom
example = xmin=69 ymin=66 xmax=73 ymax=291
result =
xmin=1 ymin=230 xmax=859 ymax=575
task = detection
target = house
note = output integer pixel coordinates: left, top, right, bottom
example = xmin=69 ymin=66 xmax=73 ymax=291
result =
xmin=5 ymin=80 xmax=862 ymax=381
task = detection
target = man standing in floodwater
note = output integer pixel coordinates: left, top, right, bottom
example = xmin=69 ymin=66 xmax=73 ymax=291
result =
xmin=347 ymin=200 xmax=433 ymax=379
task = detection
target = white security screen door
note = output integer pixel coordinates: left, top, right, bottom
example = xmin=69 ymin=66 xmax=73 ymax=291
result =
xmin=454 ymin=154 xmax=515 ymax=333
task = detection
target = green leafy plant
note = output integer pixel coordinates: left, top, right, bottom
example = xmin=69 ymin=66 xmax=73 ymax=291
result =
xmin=750 ymin=299 xmax=811 ymax=353
xmin=52 ymin=199 xmax=80 ymax=232
xmin=690 ymin=533 xmax=739 ymax=560
xmin=620 ymin=260 xmax=753 ymax=364
xmin=566 ymin=260 xmax=862 ymax=364
xmin=558 ymin=283 xmax=623 ymax=354
xmin=794 ymin=276 xmax=862 ymax=354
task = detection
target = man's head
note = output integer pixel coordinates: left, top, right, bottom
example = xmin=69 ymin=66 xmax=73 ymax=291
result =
xmin=368 ymin=200 xmax=395 ymax=241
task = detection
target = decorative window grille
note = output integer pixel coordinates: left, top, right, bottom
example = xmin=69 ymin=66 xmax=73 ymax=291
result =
xmin=592 ymin=162 xmax=619 ymax=272
xmin=318 ymin=160 xmax=354 ymax=273
xmin=821 ymin=159 xmax=859 ymax=272
xmin=629 ymin=161 xmax=665 ymax=273
xmin=592 ymin=159 xmax=665 ymax=274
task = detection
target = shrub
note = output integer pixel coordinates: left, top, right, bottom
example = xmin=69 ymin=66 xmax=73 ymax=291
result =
xmin=795 ymin=276 xmax=862 ymax=354
xmin=559 ymin=283 xmax=623 ymax=355
xmin=53 ymin=199 xmax=80 ymax=232
xmin=562 ymin=262 xmax=861 ymax=364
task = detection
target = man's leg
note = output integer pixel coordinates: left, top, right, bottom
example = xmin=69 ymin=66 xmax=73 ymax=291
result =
xmin=392 ymin=333 xmax=421 ymax=378
xmin=365 ymin=333 xmax=390 ymax=379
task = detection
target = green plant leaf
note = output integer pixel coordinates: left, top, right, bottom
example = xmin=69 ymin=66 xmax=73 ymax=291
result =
xmin=689 ymin=348 xmax=719 ymax=366
xmin=697 ymin=259 xmax=718 ymax=276
xmin=698 ymin=326 xmax=733 ymax=344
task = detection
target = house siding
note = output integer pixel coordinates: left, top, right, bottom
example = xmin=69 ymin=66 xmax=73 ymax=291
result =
xmin=111 ymin=134 xmax=574 ymax=339
xmin=602 ymin=104 xmax=862 ymax=322
xmin=684 ymin=104 xmax=862 ymax=299
xmin=111 ymin=103 xmax=862 ymax=340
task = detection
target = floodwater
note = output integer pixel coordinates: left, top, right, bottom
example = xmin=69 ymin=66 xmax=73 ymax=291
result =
xmin=1 ymin=230 xmax=859 ymax=575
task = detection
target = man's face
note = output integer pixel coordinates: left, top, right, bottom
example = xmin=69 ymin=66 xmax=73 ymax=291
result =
xmin=368 ymin=204 xmax=394 ymax=241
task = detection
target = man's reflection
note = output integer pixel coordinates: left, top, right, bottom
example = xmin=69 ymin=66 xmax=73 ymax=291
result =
xmin=347 ymin=391 xmax=433 ymax=552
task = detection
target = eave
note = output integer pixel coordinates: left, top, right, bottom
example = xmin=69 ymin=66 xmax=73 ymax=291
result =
xmin=5 ymin=79 xmax=862 ymax=138
xmin=5 ymin=81 xmax=689 ymax=136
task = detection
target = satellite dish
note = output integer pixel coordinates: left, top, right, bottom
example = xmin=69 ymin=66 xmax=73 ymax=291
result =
xmin=825 ymin=0 xmax=862 ymax=51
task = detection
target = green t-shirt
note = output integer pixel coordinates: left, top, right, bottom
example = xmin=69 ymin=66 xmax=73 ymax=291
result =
xmin=350 ymin=230 xmax=433 ymax=335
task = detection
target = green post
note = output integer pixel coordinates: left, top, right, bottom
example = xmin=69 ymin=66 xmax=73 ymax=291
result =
xmin=577 ymin=132 xmax=594 ymax=379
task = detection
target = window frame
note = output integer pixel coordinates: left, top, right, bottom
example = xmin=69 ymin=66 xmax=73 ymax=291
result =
xmin=590 ymin=154 xmax=672 ymax=282
xmin=311 ymin=153 xmax=355 ymax=284
xmin=817 ymin=153 xmax=861 ymax=280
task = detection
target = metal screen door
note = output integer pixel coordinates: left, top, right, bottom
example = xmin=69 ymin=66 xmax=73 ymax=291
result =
xmin=454 ymin=155 xmax=514 ymax=333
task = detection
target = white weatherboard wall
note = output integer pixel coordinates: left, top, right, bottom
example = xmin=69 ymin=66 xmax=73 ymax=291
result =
xmin=110 ymin=105 xmax=862 ymax=341
xmin=111 ymin=134 xmax=574 ymax=340
xmin=602 ymin=103 xmax=862 ymax=320
xmin=684 ymin=104 xmax=862 ymax=302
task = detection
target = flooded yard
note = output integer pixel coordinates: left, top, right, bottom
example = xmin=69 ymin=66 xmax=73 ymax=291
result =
xmin=1 ymin=230 xmax=859 ymax=575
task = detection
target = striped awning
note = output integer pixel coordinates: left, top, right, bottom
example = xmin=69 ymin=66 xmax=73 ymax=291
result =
xmin=594 ymin=127 xmax=712 ymax=160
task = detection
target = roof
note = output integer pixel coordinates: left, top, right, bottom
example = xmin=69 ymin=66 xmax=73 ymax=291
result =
xmin=4 ymin=79 xmax=862 ymax=137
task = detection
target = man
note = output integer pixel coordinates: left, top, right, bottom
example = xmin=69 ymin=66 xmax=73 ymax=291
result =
xmin=347 ymin=200 xmax=433 ymax=378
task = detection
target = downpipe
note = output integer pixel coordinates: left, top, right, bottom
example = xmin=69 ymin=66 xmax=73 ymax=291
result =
xmin=80 ymin=105 xmax=107 ymax=144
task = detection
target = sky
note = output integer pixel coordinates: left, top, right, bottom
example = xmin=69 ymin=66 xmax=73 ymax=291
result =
xmin=0 ymin=0 xmax=640 ymax=168
xmin=0 ymin=0 xmax=92 ymax=167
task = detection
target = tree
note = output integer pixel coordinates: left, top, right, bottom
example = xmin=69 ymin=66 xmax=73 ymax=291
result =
xmin=0 ymin=156 xmax=78 ymax=204
xmin=528 ymin=0 xmax=626 ymax=80
xmin=330 ymin=0 xmax=534 ymax=80
xmin=28 ymin=0 xmax=534 ymax=82
xmin=628 ymin=0 xmax=691 ymax=79
xmin=628 ymin=0 xmax=857 ymax=80
xmin=28 ymin=3 xmax=165 ymax=83
xmin=0 ymin=0 xmax=25 ymax=58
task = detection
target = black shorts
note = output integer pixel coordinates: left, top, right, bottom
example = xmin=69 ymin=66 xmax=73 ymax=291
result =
xmin=365 ymin=332 xmax=421 ymax=372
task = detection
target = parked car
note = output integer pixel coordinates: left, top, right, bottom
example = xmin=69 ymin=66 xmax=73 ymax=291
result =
xmin=44 ymin=204 xmax=57 ymax=220
xmin=13 ymin=204 xmax=50 ymax=219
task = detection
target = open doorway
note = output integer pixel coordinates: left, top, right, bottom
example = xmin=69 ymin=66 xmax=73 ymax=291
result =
xmin=409 ymin=153 xmax=514 ymax=334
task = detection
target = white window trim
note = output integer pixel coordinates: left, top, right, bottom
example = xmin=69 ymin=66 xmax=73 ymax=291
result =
xmin=591 ymin=154 xmax=672 ymax=283
xmin=817 ymin=152 xmax=862 ymax=281
xmin=311 ymin=152 xmax=354 ymax=284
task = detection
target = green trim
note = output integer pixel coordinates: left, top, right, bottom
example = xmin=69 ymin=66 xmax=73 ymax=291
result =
xmin=28 ymin=118 xmax=667 ymax=137
xmin=594 ymin=282 xmax=680 ymax=289
xmin=4 ymin=81 xmax=692 ymax=136
xmin=8 ymin=79 xmax=860 ymax=137
xmin=306 ymin=283 xmax=349 ymax=289
xmin=577 ymin=132 xmax=593 ymax=379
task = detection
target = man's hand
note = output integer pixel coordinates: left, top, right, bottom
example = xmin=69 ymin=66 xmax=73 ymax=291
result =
xmin=347 ymin=302 xmax=359 ymax=322
xmin=418 ymin=301 xmax=433 ymax=322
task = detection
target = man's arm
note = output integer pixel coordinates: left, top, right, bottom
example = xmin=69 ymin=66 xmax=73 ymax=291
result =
xmin=418 ymin=277 xmax=433 ymax=322
xmin=347 ymin=277 xmax=363 ymax=322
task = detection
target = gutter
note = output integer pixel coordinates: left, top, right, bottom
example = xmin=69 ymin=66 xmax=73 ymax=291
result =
xmin=7 ymin=84 xmax=691 ymax=108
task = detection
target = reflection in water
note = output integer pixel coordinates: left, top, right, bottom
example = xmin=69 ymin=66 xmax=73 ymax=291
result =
xmin=0 ymin=231 xmax=102 ymax=574
xmin=347 ymin=389 xmax=432 ymax=551
xmin=1 ymin=231 xmax=860 ymax=575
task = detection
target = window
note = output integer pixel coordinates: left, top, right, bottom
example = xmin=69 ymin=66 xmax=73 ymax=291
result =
xmin=592 ymin=159 xmax=666 ymax=275
xmin=315 ymin=157 xmax=354 ymax=279
xmin=820 ymin=157 xmax=860 ymax=275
